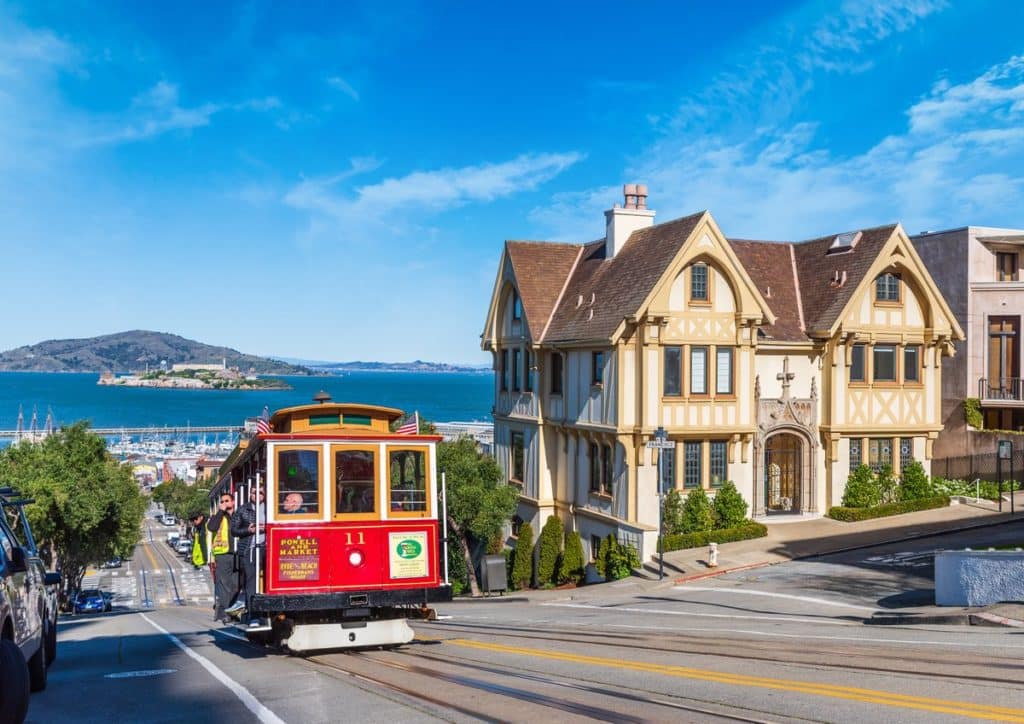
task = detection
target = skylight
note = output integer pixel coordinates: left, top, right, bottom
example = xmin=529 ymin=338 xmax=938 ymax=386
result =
xmin=828 ymin=231 xmax=861 ymax=253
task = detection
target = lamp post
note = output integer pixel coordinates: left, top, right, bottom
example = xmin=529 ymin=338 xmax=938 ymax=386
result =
xmin=655 ymin=426 xmax=667 ymax=580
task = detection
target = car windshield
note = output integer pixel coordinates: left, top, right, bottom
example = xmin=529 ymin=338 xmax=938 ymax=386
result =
xmin=80 ymin=590 xmax=101 ymax=597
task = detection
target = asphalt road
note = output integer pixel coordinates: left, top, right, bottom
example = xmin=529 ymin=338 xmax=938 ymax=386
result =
xmin=23 ymin=520 xmax=1024 ymax=723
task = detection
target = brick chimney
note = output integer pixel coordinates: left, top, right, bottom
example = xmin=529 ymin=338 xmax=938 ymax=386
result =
xmin=605 ymin=183 xmax=655 ymax=258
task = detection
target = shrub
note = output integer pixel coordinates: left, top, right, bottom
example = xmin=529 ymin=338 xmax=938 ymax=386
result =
xmin=446 ymin=532 xmax=468 ymax=596
xmin=681 ymin=487 xmax=714 ymax=533
xmin=898 ymin=460 xmax=933 ymax=501
xmin=558 ymin=530 xmax=585 ymax=585
xmin=931 ymin=477 xmax=1021 ymax=500
xmin=842 ymin=464 xmax=881 ymax=508
xmin=662 ymin=488 xmax=685 ymax=535
xmin=964 ymin=397 xmax=983 ymax=429
xmin=595 ymin=534 xmax=641 ymax=580
xmin=510 ymin=521 xmax=534 ymax=589
xmin=877 ymin=464 xmax=899 ymax=505
xmin=535 ymin=515 xmax=564 ymax=587
xmin=661 ymin=520 xmax=768 ymax=552
xmin=712 ymin=481 xmax=748 ymax=529
xmin=828 ymin=495 xmax=950 ymax=521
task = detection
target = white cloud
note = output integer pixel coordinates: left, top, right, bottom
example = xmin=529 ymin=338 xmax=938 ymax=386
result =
xmin=286 ymin=152 xmax=583 ymax=228
xmin=326 ymin=75 xmax=360 ymax=101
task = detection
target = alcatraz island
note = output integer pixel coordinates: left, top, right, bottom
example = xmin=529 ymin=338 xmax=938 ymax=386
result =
xmin=98 ymin=361 xmax=291 ymax=390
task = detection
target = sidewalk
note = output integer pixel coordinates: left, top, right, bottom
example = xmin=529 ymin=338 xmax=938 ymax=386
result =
xmin=512 ymin=496 xmax=1024 ymax=625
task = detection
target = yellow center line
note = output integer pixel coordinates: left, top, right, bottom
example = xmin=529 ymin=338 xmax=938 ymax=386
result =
xmin=444 ymin=638 xmax=1024 ymax=722
xmin=142 ymin=532 xmax=161 ymax=570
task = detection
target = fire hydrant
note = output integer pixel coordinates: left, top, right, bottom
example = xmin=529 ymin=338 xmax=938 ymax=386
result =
xmin=708 ymin=542 xmax=719 ymax=568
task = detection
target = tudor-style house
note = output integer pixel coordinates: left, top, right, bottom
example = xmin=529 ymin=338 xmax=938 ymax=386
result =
xmin=481 ymin=186 xmax=964 ymax=560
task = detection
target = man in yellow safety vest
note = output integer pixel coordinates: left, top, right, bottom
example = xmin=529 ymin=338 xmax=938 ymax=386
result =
xmin=206 ymin=492 xmax=238 ymax=624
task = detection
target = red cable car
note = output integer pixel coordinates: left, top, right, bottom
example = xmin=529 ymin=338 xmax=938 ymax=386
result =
xmin=216 ymin=397 xmax=451 ymax=652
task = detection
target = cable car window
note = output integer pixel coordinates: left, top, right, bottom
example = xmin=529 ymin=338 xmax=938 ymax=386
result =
xmin=335 ymin=449 xmax=376 ymax=514
xmin=277 ymin=448 xmax=320 ymax=515
xmin=389 ymin=449 xmax=428 ymax=514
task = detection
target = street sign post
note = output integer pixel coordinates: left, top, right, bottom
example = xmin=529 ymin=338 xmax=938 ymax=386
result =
xmin=648 ymin=428 xmax=669 ymax=580
xmin=997 ymin=440 xmax=1014 ymax=515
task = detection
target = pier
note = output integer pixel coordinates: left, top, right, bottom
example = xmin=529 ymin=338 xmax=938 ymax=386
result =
xmin=0 ymin=425 xmax=244 ymax=440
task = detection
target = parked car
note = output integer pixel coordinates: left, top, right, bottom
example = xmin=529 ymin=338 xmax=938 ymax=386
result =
xmin=0 ymin=486 xmax=52 ymax=723
xmin=100 ymin=557 xmax=122 ymax=569
xmin=72 ymin=589 xmax=111 ymax=614
xmin=161 ymin=514 xmax=177 ymax=526
xmin=166 ymin=532 xmax=180 ymax=547
xmin=175 ymin=538 xmax=192 ymax=556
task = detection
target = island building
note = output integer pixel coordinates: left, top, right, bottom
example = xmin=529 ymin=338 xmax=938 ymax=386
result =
xmin=910 ymin=227 xmax=1024 ymax=458
xmin=482 ymin=185 xmax=963 ymax=560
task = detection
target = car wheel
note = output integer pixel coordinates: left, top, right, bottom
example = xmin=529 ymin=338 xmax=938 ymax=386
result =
xmin=45 ymin=619 xmax=57 ymax=665
xmin=28 ymin=634 xmax=46 ymax=692
xmin=0 ymin=637 xmax=30 ymax=723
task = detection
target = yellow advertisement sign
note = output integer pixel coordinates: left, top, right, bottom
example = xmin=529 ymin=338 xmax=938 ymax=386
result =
xmin=278 ymin=536 xmax=320 ymax=582
xmin=388 ymin=531 xmax=428 ymax=579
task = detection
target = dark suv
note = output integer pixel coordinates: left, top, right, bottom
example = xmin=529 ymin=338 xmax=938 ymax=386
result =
xmin=0 ymin=488 xmax=58 ymax=723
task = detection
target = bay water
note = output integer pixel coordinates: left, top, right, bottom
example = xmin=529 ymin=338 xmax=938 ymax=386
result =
xmin=0 ymin=371 xmax=494 ymax=432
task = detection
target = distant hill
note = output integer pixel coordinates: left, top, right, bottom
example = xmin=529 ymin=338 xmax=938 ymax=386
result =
xmin=281 ymin=359 xmax=491 ymax=374
xmin=0 ymin=331 xmax=313 ymax=375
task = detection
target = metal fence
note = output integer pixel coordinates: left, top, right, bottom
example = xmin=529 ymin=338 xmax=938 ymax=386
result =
xmin=931 ymin=448 xmax=1024 ymax=482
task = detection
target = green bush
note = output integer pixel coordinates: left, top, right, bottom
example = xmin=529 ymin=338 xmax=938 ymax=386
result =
xmin=661 ymin=520 xmax=768 ymax=552
xmin=877 ymin=464 xmax=898 ymax=505
xmin=558 ymin=530 xmax=585 ymax=585
xmin=931 ymin=477 xmax=1021 ymax=500
xmin=662 ymin=488 xmax=685 ymax=535
xmin=446 ymin=532 xmax=468 ymax=596
xmin=964 ymin=397 xmax=983 ymax=429
xmin=842 ymin=464 xmax=881 ymax=508
xmin=827 ymin=495 xmax=950 ymax=521
xmin=712 ymin=481 xmax=748 ymax=529
xmin=595 ymin=534 xmax=640 ymax=580
xmin=511 ymin=521 xmax=534 ymax=589
xmin=899 ymin=460 xmax=933 ymax=501
xmin=535 ymin=515 xmax=564 ymax=587
xmin=681 ymin=487 xmax=714 ymax=533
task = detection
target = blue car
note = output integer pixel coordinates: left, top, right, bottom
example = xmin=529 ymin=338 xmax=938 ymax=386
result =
xmin=73 ymin=589 xmax=111 ymax=614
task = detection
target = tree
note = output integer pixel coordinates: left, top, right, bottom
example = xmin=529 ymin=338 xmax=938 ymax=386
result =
xmin=842 ymin=464 xmax=881 ymax=508
xmin=712 ymin=481 xmax=748 ymax=529
xmin=0 ymin=422 xmax=146 ymax=599
xmin=681 ymin=487 xmax=714 ymax=533
xmin=152 ymin=478 xmax=209 ymax=522
xmin=511 ymin=521 xmax=534 ymax=589
xmin=662 ymin=489 xmax=685 ymax=535
xmin=558 ymin=530 xmax=585 ymax=585
xmin=437 ymin=437 xmax=519 ymax=597
xmin=535 ymin=515 xmax=563 ymax=587
xmin=899 ymin=460 xmax=933 ymax=501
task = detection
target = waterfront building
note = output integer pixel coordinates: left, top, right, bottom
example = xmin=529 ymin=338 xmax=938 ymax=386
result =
xmin=482 ymin=186 xmax=963 ymax=560
xmin=911 ymin=227 xmax=1024 ymax=457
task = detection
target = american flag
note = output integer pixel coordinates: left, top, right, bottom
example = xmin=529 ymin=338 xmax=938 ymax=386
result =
xmin=256 ymin=406 xmax=271 ymax=435
xmin=396 ymin=411 xmax=419 ymax=435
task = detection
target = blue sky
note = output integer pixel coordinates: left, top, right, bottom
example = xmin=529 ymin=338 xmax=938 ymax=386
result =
xmin=2 ymin=1 xmax=1024 ymax=364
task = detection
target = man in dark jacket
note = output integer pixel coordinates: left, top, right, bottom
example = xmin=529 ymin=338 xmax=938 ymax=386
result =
xmin=206 ymin=491 xmax=237 ymax=623
xmin=230 ymin=486 xmax=265 ymax=625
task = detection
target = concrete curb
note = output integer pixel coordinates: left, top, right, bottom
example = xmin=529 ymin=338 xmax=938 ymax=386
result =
xmin=970 ymin=612 xmax=1024 ymax=628
xmin=865 ymin=613 xmax=971 ymax=626
xmin=448 ymin=595 xmax=530 ymax=604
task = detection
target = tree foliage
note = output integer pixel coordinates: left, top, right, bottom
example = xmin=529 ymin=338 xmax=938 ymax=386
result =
xmin=437 ymin=437 xmax=518 ymax=596
xmin=152 ymin=478 xmax=209 ymax=521
xmin=558 ymin=530 xmax=585 ymax=585
xmin=681 ymin=487 xmax=714 ymax=533
xmin=535 ymin=515 xmax=563 ymax=587
xmin=0 ymin=422 xmax=146 ymax=598
xmin=511 ymin=522 xmax=534 ymax=589
xmin=877 ymin=464 xmax=899 ymax=505
xmin=662 ymin=488 xmax=685 ymax=535
xmin=712 ymin=481 xmax=748 ymax=529
xmin=899 ymin=460 xmax=933 ymax=501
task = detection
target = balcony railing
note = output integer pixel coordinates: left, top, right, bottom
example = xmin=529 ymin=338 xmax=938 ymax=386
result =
xmin=979 ymin=377 xmax=1024 ymax=402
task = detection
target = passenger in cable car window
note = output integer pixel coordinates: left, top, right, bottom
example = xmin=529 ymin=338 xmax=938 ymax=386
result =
xmin=391 ymin=492 xmax=405 ymax=511
xmin=281 ymin=492 xmax=306 ymax=514
xmin=353 ymin=486 xmax=375 ymax=513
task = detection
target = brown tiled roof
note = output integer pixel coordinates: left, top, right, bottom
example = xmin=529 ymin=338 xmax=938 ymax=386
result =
xmin=728 ymin=239 xmax=805 ymax=342
xmin=794 ymin=224 xmax=897 ymax=334
xmin=544 ymin=212 xmax=706 ymax=342
xmin=506 ymin=241 xmax=582 ymax=339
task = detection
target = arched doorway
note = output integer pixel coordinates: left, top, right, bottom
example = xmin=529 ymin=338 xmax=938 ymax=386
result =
xmin=765 ymin=433 xmax=802 ymax=514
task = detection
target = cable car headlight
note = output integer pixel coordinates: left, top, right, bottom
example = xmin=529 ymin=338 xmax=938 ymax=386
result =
xmin=348 ymin=549 xmax=364 ymax=567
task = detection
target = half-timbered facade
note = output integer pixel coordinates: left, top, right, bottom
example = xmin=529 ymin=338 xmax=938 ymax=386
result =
xmin=482 ymin=186 xmax=963 ymax=560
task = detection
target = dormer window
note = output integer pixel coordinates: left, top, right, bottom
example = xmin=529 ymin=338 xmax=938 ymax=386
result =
xmin=690 ymin=263 xmax=709 ymax=303
xmin=997 ymin=252 xmax=1019 ymax=282
xmin=512 ymin=291 xmax=522 ymax=321
xmin=875 ymin=273 xmax=901 ymax=303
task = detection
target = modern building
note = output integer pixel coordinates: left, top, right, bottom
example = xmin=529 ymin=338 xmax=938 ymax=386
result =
xmin=482 ymin=186 xmax=963 ymax=560
xmin=911 ymin=227 xmax=1024 ymax=457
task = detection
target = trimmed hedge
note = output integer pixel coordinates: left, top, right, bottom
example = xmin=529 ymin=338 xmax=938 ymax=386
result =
xmin=661 ymin=520 xmax=768 ymax=552
xmin=827 ymin=495 xmax=950 ymax=522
